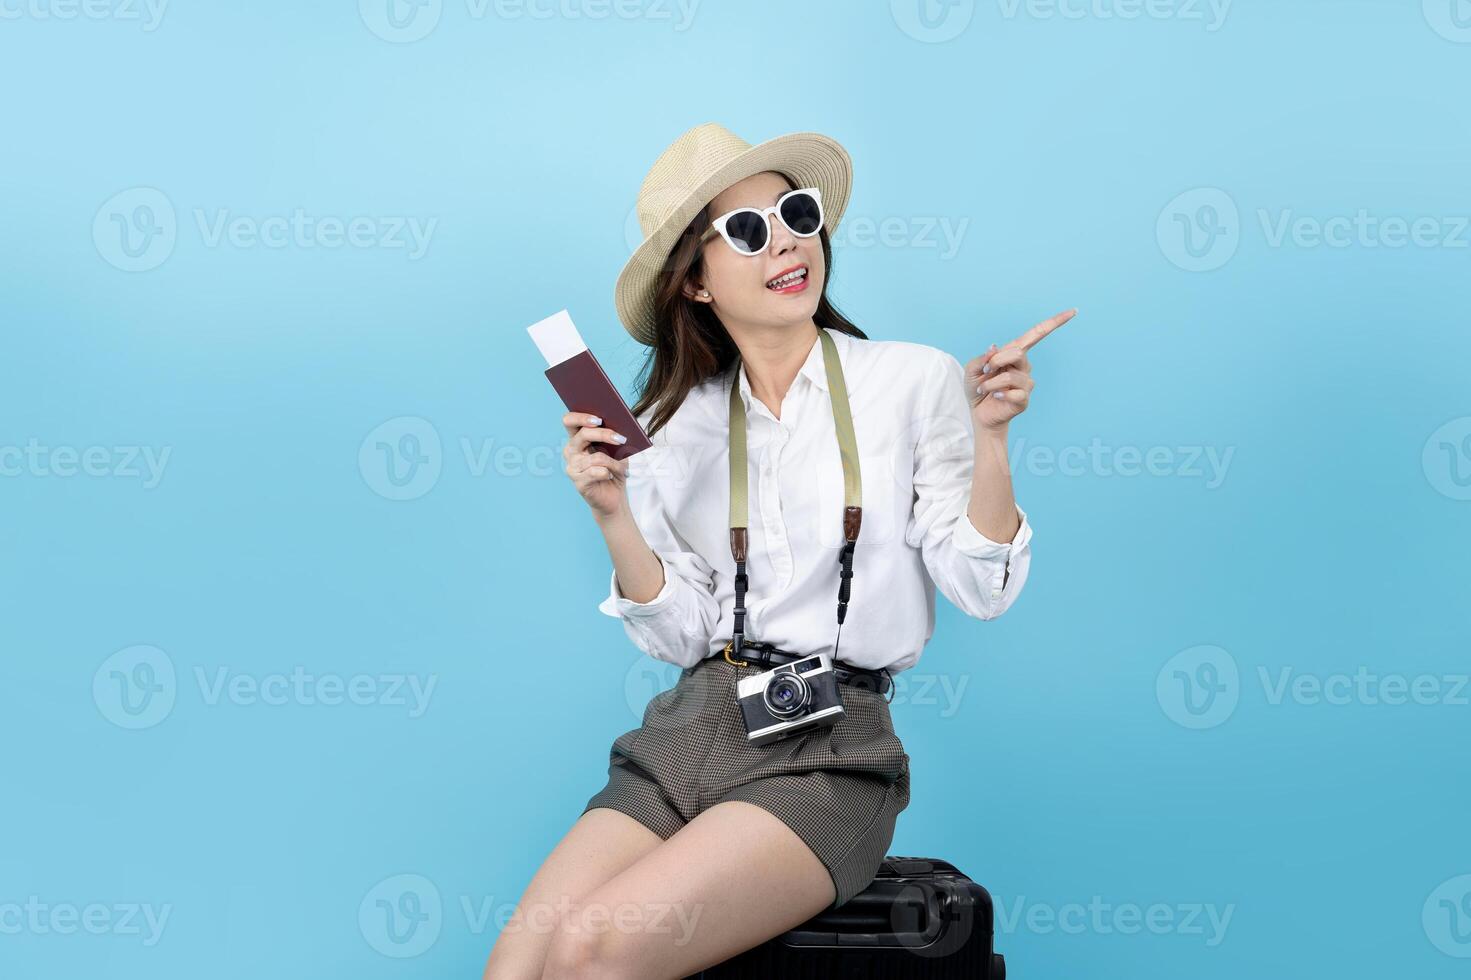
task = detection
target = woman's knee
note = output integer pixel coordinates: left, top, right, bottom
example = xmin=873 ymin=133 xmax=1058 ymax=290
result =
xmin=483 ymin=901 xmax=559 ymax=980
xmin=539 ymin=916 xmax=640 ymax=980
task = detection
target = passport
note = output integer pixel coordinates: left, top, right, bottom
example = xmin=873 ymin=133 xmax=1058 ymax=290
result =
xmin=526 ymin=309 xmax=652 ymax=461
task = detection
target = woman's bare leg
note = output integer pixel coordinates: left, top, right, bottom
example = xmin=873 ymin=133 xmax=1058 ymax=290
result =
xmin=483 ymin=807 xmax=664 ymax=980
xmin=538 ymin=800 xmax=837 ymax=980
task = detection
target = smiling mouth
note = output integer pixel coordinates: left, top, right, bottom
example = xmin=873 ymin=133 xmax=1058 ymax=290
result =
xmin=765 ymin=265 xmax=808 ymax=290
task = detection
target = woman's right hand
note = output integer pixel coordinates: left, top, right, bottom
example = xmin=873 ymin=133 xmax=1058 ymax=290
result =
xmin=562 ymin=411 xmax=630 ymax=522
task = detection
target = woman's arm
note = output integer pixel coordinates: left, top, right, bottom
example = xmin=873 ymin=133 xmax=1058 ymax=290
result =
xmin=967 ymin=428 xmax=1022 ymax=544
xmin=965 ymin=308 xmax=1077 ymax=541
xmin=909 ymin=354 xmax=1032 ymax=621
xmin=908 ymin=310 xmax=1073 ymax=621
xmin=596 ymin=500 xmax=667 ymax=604
xmin=588 ymin=464 xmax=720 ymax=665
xmin=564 ymin=412 xmax=720 ymax=666
xmin=591 ymin=446 xmax=722 ymax=668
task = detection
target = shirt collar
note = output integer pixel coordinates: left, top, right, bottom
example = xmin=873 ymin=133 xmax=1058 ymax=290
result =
xmin=734 ymin=327 xmax=838 ymax=410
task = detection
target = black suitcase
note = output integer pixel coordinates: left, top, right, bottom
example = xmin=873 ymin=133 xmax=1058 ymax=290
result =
xmin=687 ymin=855 xmax=1004 ymax=979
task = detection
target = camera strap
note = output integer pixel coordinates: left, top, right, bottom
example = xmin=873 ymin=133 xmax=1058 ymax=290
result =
xmin=727 ymin=327 xmax=861 ymax=657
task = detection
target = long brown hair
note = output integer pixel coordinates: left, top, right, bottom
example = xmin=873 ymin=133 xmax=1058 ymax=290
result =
xmin=628 ymin=172 xmax=868 ymax=440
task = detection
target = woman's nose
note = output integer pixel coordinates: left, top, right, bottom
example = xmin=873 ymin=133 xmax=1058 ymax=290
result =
xmin=767 ymin=214 xmax=798 ymax=253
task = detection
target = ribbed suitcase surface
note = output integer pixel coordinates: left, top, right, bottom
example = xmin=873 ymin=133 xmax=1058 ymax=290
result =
xmin=688 ymin=856 xmax=1004 ymax=979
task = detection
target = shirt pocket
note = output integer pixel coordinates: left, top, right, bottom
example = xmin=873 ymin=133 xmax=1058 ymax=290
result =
xmin=816 ymin=452 xmax=899 ymax=548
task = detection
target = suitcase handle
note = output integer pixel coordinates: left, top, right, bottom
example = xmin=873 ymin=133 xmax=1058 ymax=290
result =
xmin=780 ymin=880 xmax=977 ymax=953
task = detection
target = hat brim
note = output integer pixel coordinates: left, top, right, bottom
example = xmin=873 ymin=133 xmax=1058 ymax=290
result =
xmin=613 ymin=131 xmax=853 ymax=347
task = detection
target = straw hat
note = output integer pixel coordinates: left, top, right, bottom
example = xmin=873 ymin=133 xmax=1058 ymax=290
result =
xmin=614 ymin=122 xmax=853 ymax=346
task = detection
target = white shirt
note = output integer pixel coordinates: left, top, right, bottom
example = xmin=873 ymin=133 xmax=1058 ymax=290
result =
xmin=598 ymin=326 xmax=1033 ymax=674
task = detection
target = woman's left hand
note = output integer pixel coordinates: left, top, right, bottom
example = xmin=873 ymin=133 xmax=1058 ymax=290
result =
xmin=965 ymin=308 xmax=1077 ymax=431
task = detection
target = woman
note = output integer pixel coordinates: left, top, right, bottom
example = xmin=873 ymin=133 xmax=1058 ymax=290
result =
xmin=486 ymin=123 xmax=1073 ymax=980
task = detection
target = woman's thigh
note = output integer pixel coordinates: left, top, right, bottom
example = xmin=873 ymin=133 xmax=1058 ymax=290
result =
xmin=538 ymin=799 xmax=836 ymax=980
xmin=482 ymin=806 xmax=664 ymax=980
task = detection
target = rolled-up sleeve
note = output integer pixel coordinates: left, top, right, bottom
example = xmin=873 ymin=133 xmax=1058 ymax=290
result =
xmin=597 ymin=445 xmax=721 ymax=667
xmin=905 ymin=351 xmax=1034 ymax=621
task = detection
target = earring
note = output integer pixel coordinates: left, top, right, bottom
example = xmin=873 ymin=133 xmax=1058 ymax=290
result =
xmin=700 ymin=290 xmax=709 ymax=297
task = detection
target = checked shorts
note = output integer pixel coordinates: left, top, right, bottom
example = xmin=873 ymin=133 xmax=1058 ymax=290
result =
xmin=583 ymin=651 xmax=911 ymax=909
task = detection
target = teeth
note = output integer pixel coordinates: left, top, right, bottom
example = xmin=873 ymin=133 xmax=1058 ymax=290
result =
xmin=766 ymin=267 xmax=807 ymax=288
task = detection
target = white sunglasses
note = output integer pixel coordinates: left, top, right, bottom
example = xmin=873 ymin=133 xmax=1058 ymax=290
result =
xmin=698 ymin=186 xmax=825 ymax=256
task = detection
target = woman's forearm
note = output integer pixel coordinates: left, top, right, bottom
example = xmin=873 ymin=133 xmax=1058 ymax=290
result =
xmin=595 ymin=503 xmax=667 ymax=604
xmin=967 ymin=425 xmax=1021 ymax=543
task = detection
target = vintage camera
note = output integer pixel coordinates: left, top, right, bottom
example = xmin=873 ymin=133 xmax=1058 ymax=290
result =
xmin=735 ymin=653 xmax=846 ymax=746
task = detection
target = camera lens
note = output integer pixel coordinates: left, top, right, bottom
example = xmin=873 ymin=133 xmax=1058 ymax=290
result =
xmin=764 ymin=672 xmax=810 ymax=717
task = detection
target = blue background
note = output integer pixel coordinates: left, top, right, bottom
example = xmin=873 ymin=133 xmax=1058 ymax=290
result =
xmin=2 ymin=0 xmax=1468 ymax=977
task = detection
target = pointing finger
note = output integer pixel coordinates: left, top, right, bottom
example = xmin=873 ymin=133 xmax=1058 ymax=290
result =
xmin=1011 ymin=308 xmax=1078 ymax=352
